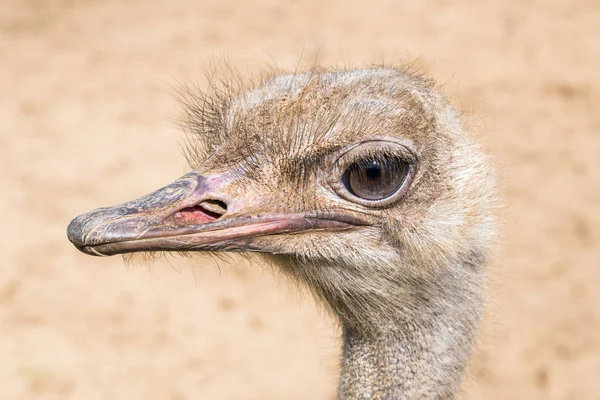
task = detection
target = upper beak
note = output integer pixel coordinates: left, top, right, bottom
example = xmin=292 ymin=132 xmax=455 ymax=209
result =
xmin=67 ymin=172 xmax=365 ymax=257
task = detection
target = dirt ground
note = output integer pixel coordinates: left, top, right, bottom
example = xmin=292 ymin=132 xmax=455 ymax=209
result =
xmin=1 ymin=0 xmax=599 ymax=399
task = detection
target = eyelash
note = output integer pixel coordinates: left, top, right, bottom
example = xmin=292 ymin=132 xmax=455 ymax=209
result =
xmin=337 ymin=148 xmax=414 ymax=174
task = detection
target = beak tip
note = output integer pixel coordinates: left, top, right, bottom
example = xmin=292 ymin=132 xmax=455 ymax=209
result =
xmin=67 ymin=215 xmax=85 ymax=247
xmin=67 ymin=213 xmax=101 ymax=256
xmin=67 ymin=214 xmax=111 ymax=256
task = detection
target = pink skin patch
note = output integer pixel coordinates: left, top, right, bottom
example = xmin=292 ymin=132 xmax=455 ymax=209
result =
xmin=174 ymin=204 xmax=222 ymax=225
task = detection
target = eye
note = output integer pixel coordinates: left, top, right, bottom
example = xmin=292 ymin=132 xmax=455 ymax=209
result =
xmin=342 ymin=157 xmax=409 ymax=201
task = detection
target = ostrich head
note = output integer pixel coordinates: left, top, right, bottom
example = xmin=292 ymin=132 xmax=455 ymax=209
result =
xmin=68 ymin=67 xmax=496 ymax=339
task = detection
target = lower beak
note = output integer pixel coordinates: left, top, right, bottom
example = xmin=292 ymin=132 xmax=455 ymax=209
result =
xmin=67 ymin=172 xmax=363 ymax=257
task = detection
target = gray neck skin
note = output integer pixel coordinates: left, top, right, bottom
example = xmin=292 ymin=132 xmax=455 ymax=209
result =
xmin=338 ymin=326 xmax=474 ymax=399
xmin=337 ymin=268 xmax=484 ymax=399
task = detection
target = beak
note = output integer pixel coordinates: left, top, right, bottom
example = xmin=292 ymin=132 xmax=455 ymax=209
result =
xmin=67 ymin=172 xmax=365 ymax=257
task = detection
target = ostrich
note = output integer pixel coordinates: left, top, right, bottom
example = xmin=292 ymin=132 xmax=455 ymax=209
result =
xmin=67 ymin=67 xmax=496 ymax=399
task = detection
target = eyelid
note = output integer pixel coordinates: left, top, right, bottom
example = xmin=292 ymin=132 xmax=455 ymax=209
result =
xmin=335 ymin=138 xmax=417 ymax=158
xmin=335 ymin=143 xmax=417 ymax=172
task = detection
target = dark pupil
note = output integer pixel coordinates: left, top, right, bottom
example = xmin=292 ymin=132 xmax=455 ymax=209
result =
xmin=365 ymin=163 xmax=381 ymax=180
xmin=344 ymin=158 xmax=407 ymax=201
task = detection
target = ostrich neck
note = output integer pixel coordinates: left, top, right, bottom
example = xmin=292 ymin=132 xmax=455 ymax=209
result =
xmin=337 ymin=263 xmax=484 ymax=399
xmin=338 ymin=324 xmax=473 ymax=399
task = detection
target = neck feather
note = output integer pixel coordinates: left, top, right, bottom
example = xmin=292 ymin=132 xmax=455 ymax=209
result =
xmin=268 ymin=251 xmax=486 ymax=399
xmin=339 ymin=322 xmax=476 ymax=399
xmin=337 ymin=259 xmax=484 ymax=399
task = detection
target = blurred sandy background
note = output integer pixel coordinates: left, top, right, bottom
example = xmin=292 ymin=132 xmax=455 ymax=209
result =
xmin=1 ymin=0 xmax=599 ymax=399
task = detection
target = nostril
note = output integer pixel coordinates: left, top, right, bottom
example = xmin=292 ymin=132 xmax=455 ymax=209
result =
xmin=198 ymin=199 xmax=227 ymax=218
xmin=175 ymin=199 xmax=227 ymax=224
